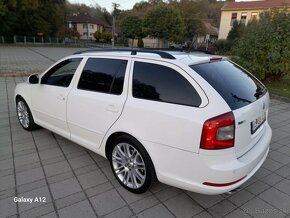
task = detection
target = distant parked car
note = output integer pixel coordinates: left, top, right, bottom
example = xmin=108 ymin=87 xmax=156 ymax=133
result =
xmin=169 ymin=42 xmax=189 ymax=49
xmin=15 ymin=49 xmax=272 ymax=194
xmin=169 ymin=43 xmax=183 ymax=49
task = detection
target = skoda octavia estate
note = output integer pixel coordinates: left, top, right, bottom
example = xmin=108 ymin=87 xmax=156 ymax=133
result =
xmin=15 ymin=49 xmax=272 ymax=194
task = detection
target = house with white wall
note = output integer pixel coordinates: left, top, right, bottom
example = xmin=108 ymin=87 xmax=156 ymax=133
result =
xmin=67 ymin=14 xmax=105 ymax=40
xmin=218 ymin=0 xmax=290 ymax=39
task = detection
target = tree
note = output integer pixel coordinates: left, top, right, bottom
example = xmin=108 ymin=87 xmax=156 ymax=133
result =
xmin=120 ymin=15 xmax=144 ymax=47
xmin=169 ymin=0 xmax=222 ymax=41
xmin=227 ymin=20 xmax=244 ymax=41
xmin=94 ymin=31 xmax=112 ymax=43
xmin=233 ymin=9 xmax=290 ymax=80
xmin=143 ymin=5 xmax=185 ymax=46
xmin=0 ymin=0 xmax=66 ymax=37
xmin=58 ymin=27 xmax=80 ymax=39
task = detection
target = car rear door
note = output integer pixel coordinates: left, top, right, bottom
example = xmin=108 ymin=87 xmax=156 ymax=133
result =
xmin=115 ymin=59 xmax=209 ymax=153
xmin=191 ymin=60 xmax=270 ymax=157
xmin=66 ymin=57 xmax=131 ymax=149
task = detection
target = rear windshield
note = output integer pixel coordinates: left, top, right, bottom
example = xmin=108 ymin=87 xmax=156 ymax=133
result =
xmin=190 ymin=61 xmax=266 ymax=110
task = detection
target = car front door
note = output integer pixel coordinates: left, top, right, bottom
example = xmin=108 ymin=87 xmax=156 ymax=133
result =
xmin=67 ymin=57 xmax=130 ymax=150
xmin=31 ymin=58 xmax=83 ymax=138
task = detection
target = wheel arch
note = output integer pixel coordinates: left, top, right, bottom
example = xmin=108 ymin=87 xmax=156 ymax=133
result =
xmin=15 ymin=94 xmax=37 ymax=124
xmin=104 ymin=131 xmax=157 ymax=179
xmin=15 ymin=94 xmax=31 ymax=109
xmin=105 ymin=131 xmax=131 ymax=159
xmin=15 ymin=94 xmax=23 ymax=103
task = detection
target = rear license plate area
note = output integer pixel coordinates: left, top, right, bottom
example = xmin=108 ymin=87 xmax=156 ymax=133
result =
xmin=251 ymin=112 xmax=266 ymax=134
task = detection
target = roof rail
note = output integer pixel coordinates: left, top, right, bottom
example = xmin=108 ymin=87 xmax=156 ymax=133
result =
xmin=73 ymin=48 xmax=176 ymax=59
xmin=131 ymin=47 xmax=215 ymax=55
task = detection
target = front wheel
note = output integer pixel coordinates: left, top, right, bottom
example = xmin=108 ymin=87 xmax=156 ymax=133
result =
xmin=16 ymin=97 xmax=38 ymax=131
xmin=109 ymin=135 xmax=155 ymax=193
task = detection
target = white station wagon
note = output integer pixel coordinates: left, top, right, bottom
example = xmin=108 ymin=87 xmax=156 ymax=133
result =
xmin=15 ymin=49 xmax=272 ymax=194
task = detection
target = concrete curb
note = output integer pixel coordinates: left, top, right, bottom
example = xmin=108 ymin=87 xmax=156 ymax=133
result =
xmin=270 ymin=93 xmax=290 ymax=103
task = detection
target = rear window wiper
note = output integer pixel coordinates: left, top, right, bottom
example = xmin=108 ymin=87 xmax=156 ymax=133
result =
xmin=231 ymin=93 xmax=252 ymax=103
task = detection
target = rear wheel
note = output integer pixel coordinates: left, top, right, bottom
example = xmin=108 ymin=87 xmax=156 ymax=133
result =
xmin=109 ymin=135 xmax=155 ymax=193
xmin=16 ymin=97 xmax=38 ymax=131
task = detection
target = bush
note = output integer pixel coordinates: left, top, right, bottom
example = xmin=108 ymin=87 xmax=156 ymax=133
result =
xmin=213 ymin=39 xmax=233 ymax=54
xmin=233 ymin=10 xmax=290 ymax=80
xmin=94 ymin=31 xmax=112 ymax=43
xmin=137 ymin=38 xmax=144 ymax=48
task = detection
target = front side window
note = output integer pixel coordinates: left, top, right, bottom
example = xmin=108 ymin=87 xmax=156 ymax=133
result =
xmin=133 ymin=62 xmax=201 ymax=107
xmin=41 ymin=58 xmax=82 ymax=87
xmin=78 ymin=58 xmax=127 ymax=95
xmin=231 ymin=13 xmax=237 ymax=26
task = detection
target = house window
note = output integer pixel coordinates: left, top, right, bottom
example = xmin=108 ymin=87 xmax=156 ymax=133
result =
xmin=83 ymin=32 xmax=87 ymax=36
xmin=83 ymin=24 xmax=87 ymax=29
xmin=241 ymin=12 xmax=247 ymax=24
xmin=251 ymin=12 xmax=258 ymax=21
xmin=90 ymin=24 xmax=94 ymax=29
xmin=231 ymin=13 xmax=237 ymax=26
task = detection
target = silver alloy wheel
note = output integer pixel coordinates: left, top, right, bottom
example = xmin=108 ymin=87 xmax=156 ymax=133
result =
xmin=17 ymin=101 xmax=29 ymax=128
xmin=112 ymin=143 xmax=146 ymax=189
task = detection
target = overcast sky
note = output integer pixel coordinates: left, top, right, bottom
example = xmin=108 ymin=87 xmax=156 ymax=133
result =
xmin=68 ymin=0 xmax=258 ymax=12
xmin=68 ymin=0 xmax=145 ymax=12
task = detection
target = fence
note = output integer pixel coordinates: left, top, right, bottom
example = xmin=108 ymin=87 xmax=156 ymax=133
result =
xmin=0 ymin=36 xmax=127 ymax=48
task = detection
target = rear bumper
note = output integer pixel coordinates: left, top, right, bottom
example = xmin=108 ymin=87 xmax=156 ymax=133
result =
xmin=144 ymin=123 xmax=272 ymax=194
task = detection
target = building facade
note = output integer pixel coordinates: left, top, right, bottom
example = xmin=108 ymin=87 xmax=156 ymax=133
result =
xmin=67 ymin=14 xmax=105 ymax=40
xmin=218 ymin=0 xmax=290 ymax=39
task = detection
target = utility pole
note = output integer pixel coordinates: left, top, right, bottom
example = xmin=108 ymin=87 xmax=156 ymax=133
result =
xmin=112 ymin=2 xmax=120 ymax=47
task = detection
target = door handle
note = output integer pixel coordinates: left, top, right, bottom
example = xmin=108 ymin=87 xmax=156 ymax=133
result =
xmin=106 ymin=105 xmax=119 ymax=113
xmin=57 ymin=94 xmax=66 ymax=101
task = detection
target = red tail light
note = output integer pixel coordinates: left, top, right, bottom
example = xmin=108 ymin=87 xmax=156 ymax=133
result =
xmin=200 ymin=112 xmax=235 ymax=150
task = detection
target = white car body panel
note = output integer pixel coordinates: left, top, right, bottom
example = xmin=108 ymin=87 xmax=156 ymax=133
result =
xmin=29 ymin=57 xmax=86 ymax=138
xmin=14 ymin=51 xmax=272 ymax=194
xmin=110 ymin=58 xmax=230 ymax=153
xmin=233 ymin=92 xmax=270 ymax=158
xmin=66 ymin=56 xmax=131 ymax=149
xmin=143 ymin=123 xmax=271 ymax=194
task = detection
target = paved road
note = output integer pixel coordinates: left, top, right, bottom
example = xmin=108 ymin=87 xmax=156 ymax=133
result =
xmin=0 ymin=76 xmax=289 ymax=218
xmin=0 ymin=46 xmax=83 ymax=75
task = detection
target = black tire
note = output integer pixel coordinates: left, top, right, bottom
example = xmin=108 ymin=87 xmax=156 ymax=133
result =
xmin=16 ymin=97 xmax=38 ymax=131
xmin=108 ymin=135 xmax=155 ymax=193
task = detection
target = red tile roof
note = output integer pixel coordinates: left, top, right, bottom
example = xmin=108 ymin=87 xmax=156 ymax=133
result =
xmin=222 ymin=0 xmax=290 ymax=10
xmin=67 ymin=14 xmax=105 ymax=25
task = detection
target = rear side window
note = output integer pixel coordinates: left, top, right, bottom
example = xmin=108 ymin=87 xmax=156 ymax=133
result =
xmin=190 ymin=61 xmax=266 ymax=110
xmin=133 ymin=62 xmax=201 ymax=107
xmin=78 ymin=58 xmax=127 ymax=95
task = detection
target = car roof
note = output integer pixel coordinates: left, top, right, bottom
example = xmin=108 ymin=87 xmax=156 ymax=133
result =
xmin=71 ymin=49 xmax=219 ymax=66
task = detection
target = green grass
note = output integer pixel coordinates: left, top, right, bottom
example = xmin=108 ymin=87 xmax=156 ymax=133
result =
xmin=264 ymin=78 xmax=290 ymax=98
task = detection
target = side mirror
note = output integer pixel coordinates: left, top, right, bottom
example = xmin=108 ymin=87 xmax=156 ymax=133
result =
xmin=28 ymin=74 xmax=39 ymax=84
